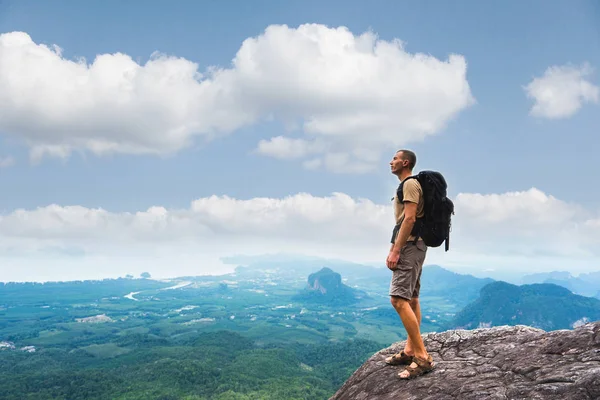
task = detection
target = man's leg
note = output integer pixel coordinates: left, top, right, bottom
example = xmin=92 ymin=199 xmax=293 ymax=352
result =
xmin=401 ymin=297 xmax=421 ymax=356
xmin=385 ymin=241 xmax=434 ymax=377
xmin=390 ymin=296 xmax=427 ymax=360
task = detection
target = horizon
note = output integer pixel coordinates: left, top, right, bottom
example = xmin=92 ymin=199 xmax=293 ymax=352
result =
xmin=0 ymin=1 xmax=599 ymax=282
xmin=0 ymin=253 xmax=588 ymax=285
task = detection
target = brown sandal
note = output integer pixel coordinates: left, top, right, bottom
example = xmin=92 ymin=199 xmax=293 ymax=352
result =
xmin=398 ymin=355 xmax=435 ymax=379
xmin=385 ymin=351 xmax=414 ymax=365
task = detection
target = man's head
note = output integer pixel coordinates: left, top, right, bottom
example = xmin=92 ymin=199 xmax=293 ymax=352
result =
xmin=390 ymin=149 xmax=417 ymax=177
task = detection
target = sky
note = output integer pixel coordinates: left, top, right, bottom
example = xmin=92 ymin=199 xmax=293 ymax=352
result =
xmin=0 ymin=0 xmax=599 ymax=282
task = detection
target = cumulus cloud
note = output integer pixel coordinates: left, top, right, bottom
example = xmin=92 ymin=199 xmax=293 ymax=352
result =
xmin=254 ymin=136 xmax=326 ymax=159
xmin=0 ymin=25 xmax=474 ymax=170
xmin=452 ymin=188 xmax=597 ymax=259
xmin=454 ymin=188 xmax=582 ymax=228
xmin=524 ymin=63 xmax=599 ymax=119
xmin=1 ymin=187 xmax=599 ymax=281
xmin=1 ymin=193 xmax=388 ymax=245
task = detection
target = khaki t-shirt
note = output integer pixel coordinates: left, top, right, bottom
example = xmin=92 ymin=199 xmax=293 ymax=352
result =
xmin=393 ymin=178 xmax=425 ymax=241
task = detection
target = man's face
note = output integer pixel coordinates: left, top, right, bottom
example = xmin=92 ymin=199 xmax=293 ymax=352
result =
xmin=390 ymin=151 xmax=407 ymax=174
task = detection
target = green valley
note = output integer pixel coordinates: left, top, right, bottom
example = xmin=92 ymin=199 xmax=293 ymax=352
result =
xmin=0 ymin=263 xmax=458 ymax=399
xmin=2 ymin=260 xmax=597 ymax=399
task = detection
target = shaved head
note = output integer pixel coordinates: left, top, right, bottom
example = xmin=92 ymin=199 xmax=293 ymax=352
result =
xmin=396 ymin=149 xmax=417 ymax=170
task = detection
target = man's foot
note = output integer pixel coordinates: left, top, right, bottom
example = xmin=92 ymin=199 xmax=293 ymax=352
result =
xmin=384 ymin=350 xmax=414 ymax=365
xmin=397 ymin=354 xmax=435 ymax=379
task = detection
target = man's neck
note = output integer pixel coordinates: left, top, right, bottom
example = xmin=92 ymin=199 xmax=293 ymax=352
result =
xmin=398 ymin=169 xmax=413 ymax=182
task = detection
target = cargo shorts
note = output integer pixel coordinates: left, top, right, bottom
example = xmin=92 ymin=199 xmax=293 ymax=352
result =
xmin=389 ymin=240 xmax=427 ymax=300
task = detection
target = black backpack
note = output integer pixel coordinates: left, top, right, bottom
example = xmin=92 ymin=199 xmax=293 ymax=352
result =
xmin=396 ymin=170 xmax=455 ymax=251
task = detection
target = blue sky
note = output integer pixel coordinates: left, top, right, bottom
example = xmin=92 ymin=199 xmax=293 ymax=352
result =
xmin=0 ymin=0 xmax=599 ymax=282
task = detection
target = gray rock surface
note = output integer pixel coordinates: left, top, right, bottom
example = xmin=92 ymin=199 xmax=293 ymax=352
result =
xmin=330 ymin=322 xmax=600 ymax=399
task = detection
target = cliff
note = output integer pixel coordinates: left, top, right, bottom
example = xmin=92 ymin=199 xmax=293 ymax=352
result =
xmin=330 ymin=321 xmax=600 ymax=399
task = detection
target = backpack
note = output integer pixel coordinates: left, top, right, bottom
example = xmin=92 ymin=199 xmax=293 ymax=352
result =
xmin=396 ymin=170 xmax=455 ymax=251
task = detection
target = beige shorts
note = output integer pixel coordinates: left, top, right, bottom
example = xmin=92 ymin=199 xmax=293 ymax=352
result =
xmin=389 ymin=240 xmax=427 ymax=300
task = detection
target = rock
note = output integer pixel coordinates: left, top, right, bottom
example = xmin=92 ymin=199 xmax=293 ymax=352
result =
xmin=330 ymin=321 xmax=600 ymax=400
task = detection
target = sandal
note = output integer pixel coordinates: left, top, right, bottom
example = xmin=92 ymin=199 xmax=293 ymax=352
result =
xmin=385 ymin=351 xmax=414 ymax=365
xmin=398 ymin=354 xmax=435 ymax=379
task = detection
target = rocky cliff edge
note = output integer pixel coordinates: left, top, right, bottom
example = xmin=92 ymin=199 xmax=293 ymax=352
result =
xmin=330 ymin=321 xmax=600 ymax=400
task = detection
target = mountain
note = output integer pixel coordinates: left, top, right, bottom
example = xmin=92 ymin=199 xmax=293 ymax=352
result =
xmin=450 ymin=281 xmax=600 ymax=331
xmin=227 ymin=253 xmax=493 ymax=300
xmin=419 ymin=265 xmax=495 ymax=308
xmin=293 ymin=267 xmax=367 ymax=305
xmin=229 ymin=253 xmax=390 ymax=282
xmin=521 ymin=270 xmax=600 ymax=298
xmin=330 ymin=321 xmax=600 ymax=400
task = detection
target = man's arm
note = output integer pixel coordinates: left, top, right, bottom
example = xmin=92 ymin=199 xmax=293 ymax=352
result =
xmin=391 ymin=201 xmax=417 ymax=253
xmin=386 ymin=179 xmax=421 ymax=270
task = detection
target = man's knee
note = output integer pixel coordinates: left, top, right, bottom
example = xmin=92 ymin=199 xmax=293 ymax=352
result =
xmin=390 ymin=295 xmax=409 ymax=309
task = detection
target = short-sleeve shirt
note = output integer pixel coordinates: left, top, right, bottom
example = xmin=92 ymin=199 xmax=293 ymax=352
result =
xmin=393 ymin=178 xmax=425 ymax=240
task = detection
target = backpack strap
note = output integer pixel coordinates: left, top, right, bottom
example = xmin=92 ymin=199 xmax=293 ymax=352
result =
xmin=396 ymin=175 xmax=417 ymax=202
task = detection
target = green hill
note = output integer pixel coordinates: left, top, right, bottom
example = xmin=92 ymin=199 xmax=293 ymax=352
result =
xmin=293 ymin=267 xmax=367 ymax=305
xmin=450 ymin=281 xmax=600 ymax=331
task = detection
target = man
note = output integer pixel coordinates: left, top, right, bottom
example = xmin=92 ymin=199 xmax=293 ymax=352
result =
xmin=384 ymin=149 xmax=435 ymax=379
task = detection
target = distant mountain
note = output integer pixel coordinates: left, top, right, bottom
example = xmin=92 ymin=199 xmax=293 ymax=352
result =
xmin=226 ymin=254 xmax=496 ymax=309
xmin=520 ymin=270 xmax=600 ymax=298
xmin=450 ymin=281 xmax=600 ymax=331
xmin=419 ymin=265 xmax=495 ymax=308
xmin=230 ymin=254 xmax=389 ymax=281
xmin=293 ymin=267 xmax=367 ymax=305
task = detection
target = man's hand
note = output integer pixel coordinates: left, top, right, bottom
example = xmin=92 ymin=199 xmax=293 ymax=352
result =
xmin=386 ymin=249 xmax=400 ymax=270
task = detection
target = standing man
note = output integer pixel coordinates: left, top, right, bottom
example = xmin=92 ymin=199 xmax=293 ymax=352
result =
xmin=384 ymin=149 xmax=435 ymax=379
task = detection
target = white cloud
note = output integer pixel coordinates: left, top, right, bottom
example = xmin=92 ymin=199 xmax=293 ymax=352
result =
xmin=452 ymin=188 xmax=596 ymax=259
xmin=454 ymin=188 xmax=583 ymax=228
xmin=321 ymin=152 xmax=376 ymax=174
xmin=302 ymin=158 xmax=322 ymax=170
xmin=0 ymin=156 xmax=15 ymax=168
xmin=0 ymin=25 xmax=474 ymax=170
xmin=524 ymin=62 xmax=599 ymax=119
xmin=0 ymin=193 xmax=386 ymax=245
xmin=0 ymin=188 xmax=599 ymax=282
xmin=254 ymin=136 xmax=325 ymax=159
